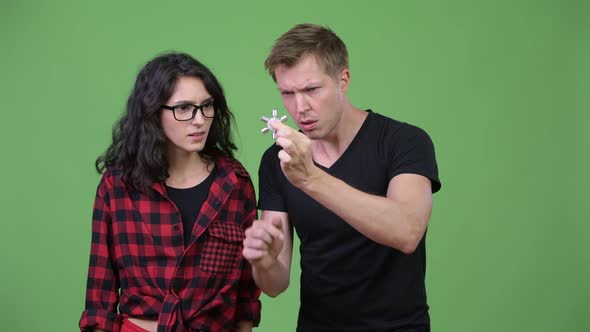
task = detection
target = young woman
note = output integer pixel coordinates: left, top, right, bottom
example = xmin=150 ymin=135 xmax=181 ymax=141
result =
xmin=79 ymin=53 xmax=260 ymax=332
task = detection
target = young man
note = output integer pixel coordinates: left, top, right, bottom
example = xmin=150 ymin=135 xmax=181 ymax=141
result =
xmin=243 ymin=24 xmax=441 ymax=331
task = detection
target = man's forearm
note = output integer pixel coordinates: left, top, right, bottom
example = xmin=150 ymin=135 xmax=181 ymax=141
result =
xmin=300 ymin=170 xmax=432 ymax=253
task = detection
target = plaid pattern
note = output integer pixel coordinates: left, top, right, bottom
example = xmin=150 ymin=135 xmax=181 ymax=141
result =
xmin=201 ymin=222 xmax=244 ymax=274
xmin=79 ymin=157 xmax=261 ymax=332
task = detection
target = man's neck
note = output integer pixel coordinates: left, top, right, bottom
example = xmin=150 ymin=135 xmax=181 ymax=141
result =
xmin=311 ymin=107 xmax=367 ymax=167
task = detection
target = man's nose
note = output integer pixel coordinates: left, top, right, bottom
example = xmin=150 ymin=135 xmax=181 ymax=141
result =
xmin=295 ymin=93 xmax=308 ymax=113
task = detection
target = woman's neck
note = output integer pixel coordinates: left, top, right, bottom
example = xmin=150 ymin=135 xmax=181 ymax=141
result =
xmin=166 ymin=151 xmax=212 ymax=189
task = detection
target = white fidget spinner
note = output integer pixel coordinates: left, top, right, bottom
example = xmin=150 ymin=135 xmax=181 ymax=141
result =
xmin=260 ymin=109 xmax=288 ymax=139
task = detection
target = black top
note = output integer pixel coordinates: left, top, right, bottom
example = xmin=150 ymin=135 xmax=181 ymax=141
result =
xmin=258 ymin=111 xmax=441 ymax=332
xmin=166 ymin=167 xmax=216 ymax=246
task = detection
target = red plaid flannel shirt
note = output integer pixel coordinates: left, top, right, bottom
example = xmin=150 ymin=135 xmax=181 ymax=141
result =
xmin=79 ymin=156 xmax=261 ymax=332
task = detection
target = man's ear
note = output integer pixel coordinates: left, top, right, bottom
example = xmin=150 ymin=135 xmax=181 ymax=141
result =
xmin=338 ymin=68 xmax=351 ymax=93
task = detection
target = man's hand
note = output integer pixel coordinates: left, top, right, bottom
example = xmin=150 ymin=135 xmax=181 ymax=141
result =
xmin=268 ymin=120 xmax=319 ymax=188
xmin=243 ymin=217 xmax=284 ymax=270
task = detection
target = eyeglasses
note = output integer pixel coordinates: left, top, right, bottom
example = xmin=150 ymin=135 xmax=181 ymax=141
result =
xmin=161 ymin=99 xmax=215 ymax=121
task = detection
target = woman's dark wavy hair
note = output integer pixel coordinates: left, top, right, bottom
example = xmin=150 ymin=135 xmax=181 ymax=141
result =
xmin=96 ymin=52 xmax=237 ymax=193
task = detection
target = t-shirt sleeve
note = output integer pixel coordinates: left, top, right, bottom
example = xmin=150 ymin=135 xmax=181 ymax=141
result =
xmin=257 ymin=145 xmax=288 ymax=211
xmin=386 ymin=124 xmax=441 ymax=193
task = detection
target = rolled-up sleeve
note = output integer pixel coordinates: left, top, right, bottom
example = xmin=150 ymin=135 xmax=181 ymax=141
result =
xmin=79 ymin=177 xmax=121 ymax=332
xmin=235 ymin=267 xmax=262 ymax=326
xmin=235 ymin=178 xmax=261 ymax=325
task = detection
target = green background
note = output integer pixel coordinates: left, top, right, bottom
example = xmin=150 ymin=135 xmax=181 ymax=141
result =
xmin=1 ymin=0 xmax=588 ymax=331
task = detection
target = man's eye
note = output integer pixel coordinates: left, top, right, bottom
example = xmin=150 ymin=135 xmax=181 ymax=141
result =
xmin=281 ymin=91 xmax=293 ymax=96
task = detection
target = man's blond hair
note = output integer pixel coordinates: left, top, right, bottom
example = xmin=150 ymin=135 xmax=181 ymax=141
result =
xmin=265 ymin=23 xmax=349 ymax=81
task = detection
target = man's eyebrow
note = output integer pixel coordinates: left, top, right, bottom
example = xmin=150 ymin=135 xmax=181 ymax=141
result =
xmin=278 ymin=82 xmax=320 ymax=93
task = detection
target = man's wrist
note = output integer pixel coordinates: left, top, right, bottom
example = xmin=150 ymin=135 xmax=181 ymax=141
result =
xmin=300 ymin=166 xmax=325 ymax=194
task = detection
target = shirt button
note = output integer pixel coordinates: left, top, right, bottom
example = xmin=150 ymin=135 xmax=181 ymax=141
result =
xmin=172 ymin=225 xmax=180 ymax=231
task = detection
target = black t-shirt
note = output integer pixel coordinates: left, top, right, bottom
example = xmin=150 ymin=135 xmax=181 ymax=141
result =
xmin=166 ymin=167 xmax=216 ymax=246
xmin=258 ymin=111 xmax=441 ymax=332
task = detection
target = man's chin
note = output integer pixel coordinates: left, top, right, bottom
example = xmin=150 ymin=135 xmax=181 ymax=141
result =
xmin=303 ymin=130 xmax=322 ymax=140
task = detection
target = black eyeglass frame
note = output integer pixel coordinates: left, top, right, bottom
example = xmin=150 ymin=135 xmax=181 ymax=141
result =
xmin=161 ymin=100 xmax=215 ymax=121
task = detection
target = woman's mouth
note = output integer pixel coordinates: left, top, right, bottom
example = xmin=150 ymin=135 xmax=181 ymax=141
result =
xmin=188 ymin=132 xmax=205 ymax=141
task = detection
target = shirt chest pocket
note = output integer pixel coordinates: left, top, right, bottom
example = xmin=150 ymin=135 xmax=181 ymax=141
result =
xmin=200 ymin=221 xmax=245 ymax=275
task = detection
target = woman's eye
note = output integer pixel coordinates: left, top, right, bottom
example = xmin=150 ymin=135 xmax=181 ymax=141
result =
xmin=177 ymin=104 xmax=192 ymax=112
